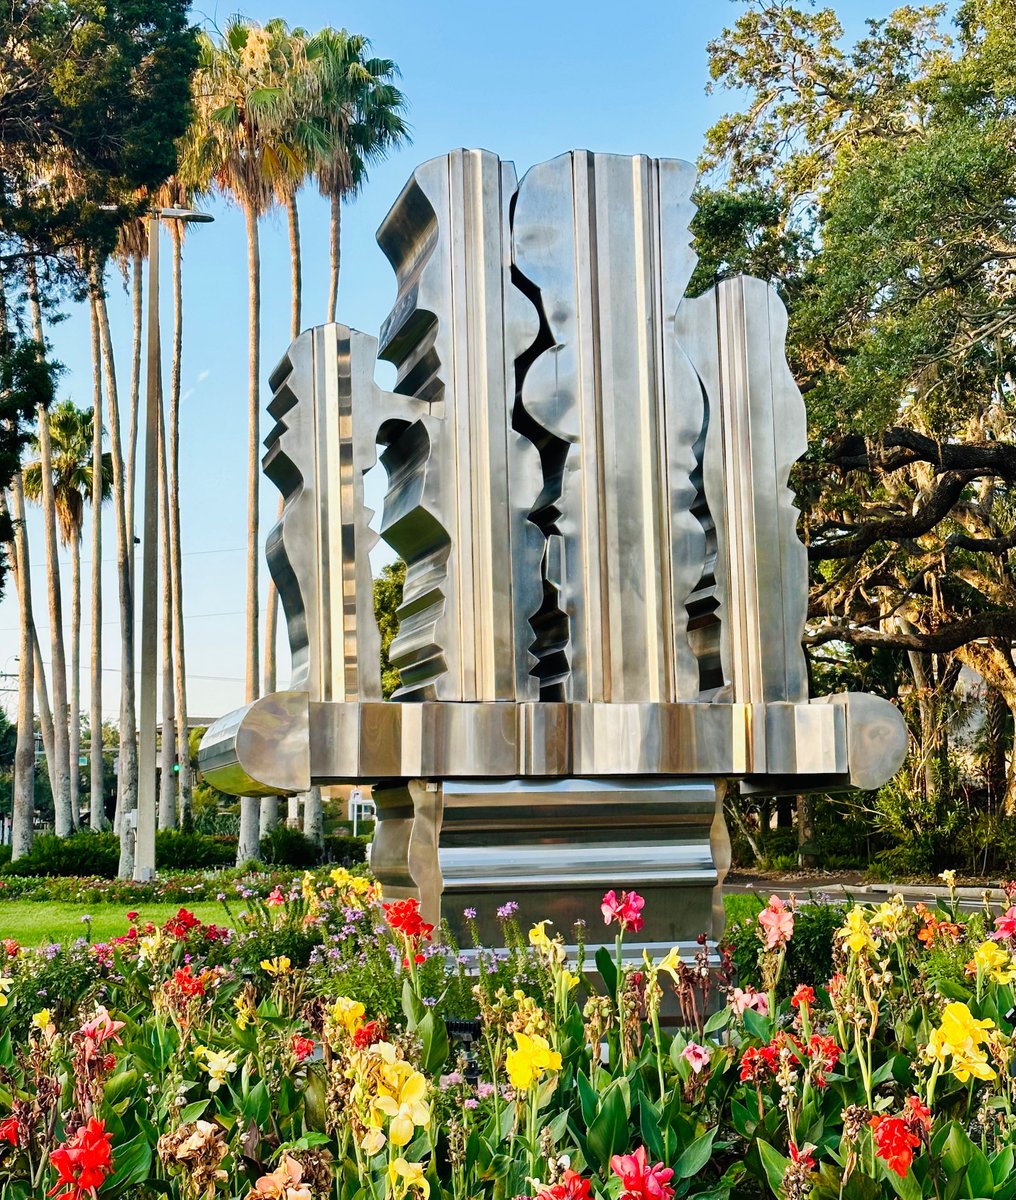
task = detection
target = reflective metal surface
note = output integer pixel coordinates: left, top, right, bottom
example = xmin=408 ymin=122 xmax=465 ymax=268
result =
xmin=199 ymin=146 xmax=909 ymax=943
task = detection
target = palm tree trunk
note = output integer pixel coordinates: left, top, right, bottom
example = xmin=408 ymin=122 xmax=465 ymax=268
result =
xmin=168 ymin=222 xmax=193 ymax=829
xmin=68 ymin=532 xmax=81 ymax=829
xmin=327 ymin=192 xmax=341 ymax=323
xmin=89 ymin=288 xmax=105 ymax=830
xmin=94 ymin=263 xmax=138 ymax=865
xmin=237 ymin=202 xmax=262 ymax=864
xmin=32 ymin=624 xmax=55 ymax=807
xmin=125 ymin=251 xmax=143 ymax=590
xmin=28 ymin=263 xmax=72 ymax=837
xmin=158 ymin=392 xmax=175 ymax=830
xmin=303 ymin=784 xmax=323 ymax=847
xmin=7 ymin=479 xmax=35 ymax=859
xmin=287 ymin=793 xmax=301 ymax=828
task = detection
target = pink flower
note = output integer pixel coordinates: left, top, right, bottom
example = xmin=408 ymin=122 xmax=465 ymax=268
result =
xmin=601 ymin=889 xmax=646 ymax=934
xmin=681 ymin=1042 xmax=710 ymax=1074
xmin=610 ymin=1145 xmax=675 ymax=1200
xmin=992 ymin=906 xmax=1016 ymax=942
xmin=79 ymin=1006 xmax=125 ymax=1053
xmin=758 ymin=895 xmax=794 ymax=950
xmin=266 ymin=887 xmax=285 ymax=907
xmin=729 ymin=986 xmax=769 ymax=1017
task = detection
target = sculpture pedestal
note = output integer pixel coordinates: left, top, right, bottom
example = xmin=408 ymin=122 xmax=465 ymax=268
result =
xmin=370 ymin=777 xmax=730 ymax=950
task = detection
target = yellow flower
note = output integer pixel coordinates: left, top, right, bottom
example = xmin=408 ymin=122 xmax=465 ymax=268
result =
xmin=330 ymin=867 xmax=353 ymax=888
xmin=950 ymin=1045 xmax=995 ymax=1083
xmin=138 ymin=929 xmax=164 ymax=963
xmin=0 ymin=978 xmax=11 ymax=1008
xmin=836 ymin=908 xmax=877 ymax=955
xmin=561 ymin=969 xmax=581 ymax=991
xmin=938 ymin=1001 xmax=994 ymax=1049
xmin=388 ymin=1157 xmax=430 ymax=1199
xmin=970 ymin=941 xmax=1016 ymax=985
xmin=529 ymin=921 xmax=552 ymax=949
xmin=32 ymin=1008 xmax=52 ymax=1030
xmin=234 ymin=994 xmax=257 ymax=1031
xmin=260 ymin=956 xmax=291 ymax=976
xmin=505 ymin=1032 xmax=562 ymax=1091
xmin=939 ymin=869 xmax=957 ymax=889
xmin=331 ymin=996 xmax=366 ymax=1037
xmin=870 ymin=895 xmax=907 ymax=941
xmin=657 ymin=947 xmax=682 ymax=985
xmin=374 ymin=1067 xmax=430 ymax=1146
xmin=361 ymin=1127 xmax=386 ymax=1156
xmin=194 ymin=1046 xmax=238 ymax=1092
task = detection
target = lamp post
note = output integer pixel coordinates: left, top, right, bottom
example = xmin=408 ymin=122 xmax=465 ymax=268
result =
xmin=135 ymin=205 xmax=213 ymax=882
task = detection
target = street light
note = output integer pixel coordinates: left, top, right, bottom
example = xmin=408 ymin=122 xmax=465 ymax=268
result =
xmin=135 ymin=204 xmax=214 ymax=882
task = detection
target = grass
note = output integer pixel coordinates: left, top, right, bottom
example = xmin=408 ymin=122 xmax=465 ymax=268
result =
xmin=0 ymin=891 xmax=767 ymax=949
xmin=0 ymin=901 xmax=227 ymax=946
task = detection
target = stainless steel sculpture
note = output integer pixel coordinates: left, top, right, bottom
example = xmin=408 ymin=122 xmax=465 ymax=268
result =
xmin=200 ymin=148 xmax=907 ymax=947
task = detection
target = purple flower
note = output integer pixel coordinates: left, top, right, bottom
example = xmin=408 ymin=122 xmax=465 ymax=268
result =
xmin=439 ymin=1072 xmax=464 ymax=1089
xmin=216 ymin=893 xmax=226 ymax=902
xmin=80 ymin=914 xmax=92 ymax=924
xmin=477 ymin=1082 xmax=495 ymax=1100
xmin=422 ymin=996 xmax=437 ymax=1007
xmin=496 ymin=901 xmax=519 ymax=919
xmin=464 ymin=1098 xmax=479 ymax=1109
xmin=463 ymin=907 xmax=477 ymax=919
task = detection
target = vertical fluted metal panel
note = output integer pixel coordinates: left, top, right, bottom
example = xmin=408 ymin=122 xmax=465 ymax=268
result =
xmin=377 ymin=149 xmax=541 ymax=700
xmin=675 ymin=277 xmax=810 ymax=705
xmin=511 ymin=152 xmax=700 ymax=703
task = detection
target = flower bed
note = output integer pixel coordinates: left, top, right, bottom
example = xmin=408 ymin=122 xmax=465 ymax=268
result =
xmin=1 ymin=872 xmax=1015 ymax=1199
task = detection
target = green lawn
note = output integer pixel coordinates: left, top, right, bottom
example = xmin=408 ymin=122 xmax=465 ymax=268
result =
xmin=0 ymin=901 xmax=228 ymax=946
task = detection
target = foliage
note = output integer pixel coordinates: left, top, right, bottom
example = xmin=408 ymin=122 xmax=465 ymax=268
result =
xmin=259 ymin=825 xmax=321 ymax=868
xmin=723 ymin=897 xmax=847 ymax=995
xmin=374 ymin=560 xmax=406 ymax=699
xmin=323 ymin=833 xmax=369 ymax=866
xmin=0 ymin=830 xmax=235 ymax=878
xmin=3 ymin=878 xmax=1016 ymax=1199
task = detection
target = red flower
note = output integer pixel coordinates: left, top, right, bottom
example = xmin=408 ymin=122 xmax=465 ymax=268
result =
xmin=536 ymin=1169 xmax=593 ymax=1199
xmin=0 ymin=1116 xmax=18 ymax=1146
xmin=601 ymin=889 xmax=646 ymax=934
xmin=806 ymin=1034 xmax=841 ymax=1085
xmin=402 ymin=953 xmax=426 ymax=968
xmin=790 ymin=985 xmax=815 ymax=1009
xmin=610 ymin=1145 xmax=675 ymax=1200
xmin=291 ymin=1035 xmax=315 ymax=1062
xmin=48 ymin=1117 xmax=113 ymax=1200
xmin=266 ymin=886 xmax=285 ymax=906
xmin=383 ymin=898 xmax=434 ymax=941
xmin=353 ymin=1021 xmax=380 ymax=1049
xmin=871 ymin=1116 xmax=920 ymax=1178
xmin=3 ymin=939 xmax=19 ymax=958
xmin=172 ymin=966 xmax=206 ymax=997
xmin=788 ymin=1142 xmax=815 ymax=1171
xmin=739 ymin=1043 xmax=779 ymax=1083
xmin=904 ymin=1096 xmax=932 ymax=1133
xmin=164 ymin=908 xmax=200 ymax=939
xmin=125 ymin=912 xmax=138 ymax=922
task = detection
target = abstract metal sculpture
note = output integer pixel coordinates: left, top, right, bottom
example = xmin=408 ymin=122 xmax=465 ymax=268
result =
xmin=199 ymin=149 xmax=907 ymax=947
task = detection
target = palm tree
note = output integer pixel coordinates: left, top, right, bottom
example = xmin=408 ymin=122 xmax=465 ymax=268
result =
xmin=309 ymin=28 xmax=409 ymax=322
xmin=184 ymin=18 xmax=320 ymax=862
xmin=23 ymin=401 xmax=113 ymax=831
xmin=24 ymin=260 xmax=72 ymax=835
xmin=87 ymin=282 xmax=106 ymax=829
xmin=6 ymin=476 xmax=35 ymax=859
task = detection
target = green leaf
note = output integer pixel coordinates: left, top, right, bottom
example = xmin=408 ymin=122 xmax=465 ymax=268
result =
xmin=587 ymin=1086 xmax=629 ymax=1170
xmin=401 ymin=978 xmax=424 ymax=1027
xmin=991 ymin=1147 xmax=1014 ymax=1188
xmin=177 ymin=1099 xmax=209 ymax=1123
xmin=757 ymin=1139 xmax=790 ymax=1199
xmin=103 ymin=1069 xmax=139 ymax=1108
xmin=965 ymin=1147 xmax=994 ymax=1200
xmin=703 ymin=1006 xmax=732 ymax=1035
xmin=100 ymin=1131 xmax=152 ymax=1195
xmin=596 ymin=946 xmax=618 ymax=997
xmin=640 ymin=1098 xmax=665 ymax=1162
xmin=417 ymin=1012 xmax=449 ymax=1075
xmin=940 ymin=1123 xmax=976 ymax=1176
xmin=577 ymin=1071 xmax=598 ymax=1129
xmin=886 ymin=1164 xmax=923 ymax=1200
xmin=742 ymin=1007 xmax=771 ymax=1040
xmin=674 ymin=1128 xmax=717 ymax=1179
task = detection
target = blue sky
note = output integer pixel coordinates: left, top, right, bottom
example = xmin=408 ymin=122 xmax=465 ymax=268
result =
xmin=0 ymin=0 xmax=934 ymax=726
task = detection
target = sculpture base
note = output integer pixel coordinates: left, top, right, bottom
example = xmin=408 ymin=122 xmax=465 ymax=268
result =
xmin=370 ymin=777 xmax=731 ymax=949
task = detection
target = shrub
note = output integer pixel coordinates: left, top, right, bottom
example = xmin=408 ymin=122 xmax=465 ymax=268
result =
xmin=723 ymin=898 xmax=847 ymax=996
xmin=260 ymin=825 xmax=321 ymax=867
xmin=323 ymin=834 xmax=368 ymax=866
xmin=0 ymin=831 xmax=120 ymax=878
xmin=155 ymin=830 xmax=236 ymax=870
